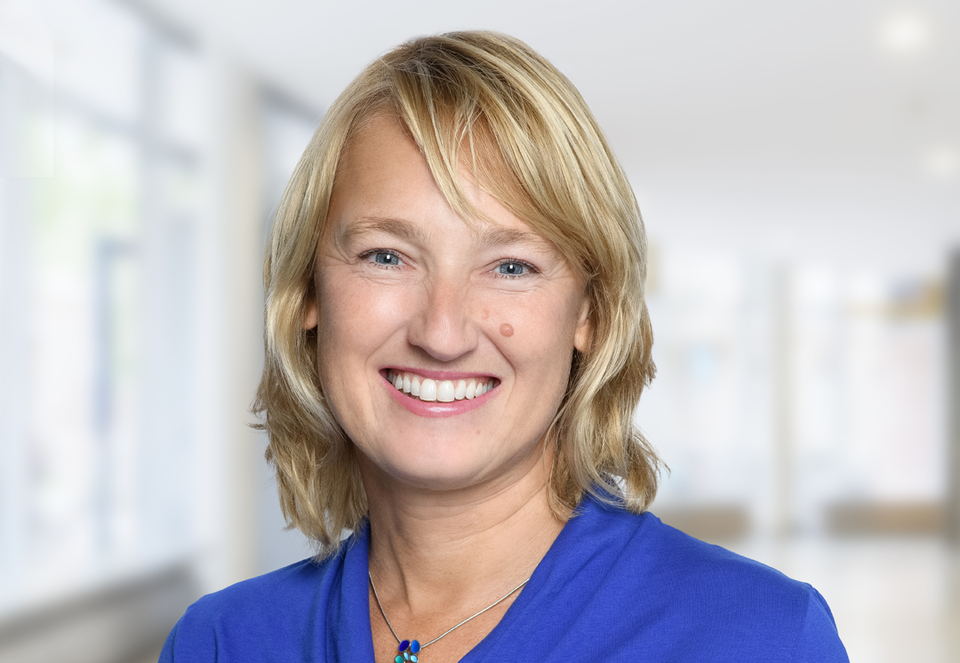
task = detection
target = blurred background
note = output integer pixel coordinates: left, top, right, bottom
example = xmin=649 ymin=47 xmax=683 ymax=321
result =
xmin=0 ymin=0 xmax=958 ymax=660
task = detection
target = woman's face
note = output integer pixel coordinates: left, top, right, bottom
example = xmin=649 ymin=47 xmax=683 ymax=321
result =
xmin=304 ymin=112 xmax=592 ymax=493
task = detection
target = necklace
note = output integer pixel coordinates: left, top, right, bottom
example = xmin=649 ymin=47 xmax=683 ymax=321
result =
xmin=368 ymin=571 xmax=530 ymax=663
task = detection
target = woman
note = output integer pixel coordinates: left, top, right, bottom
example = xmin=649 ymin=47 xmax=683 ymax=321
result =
xmin=161 ymin=31 xmax=848 ymax=662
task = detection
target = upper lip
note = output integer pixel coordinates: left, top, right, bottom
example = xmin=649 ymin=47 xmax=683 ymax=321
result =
xmin=382 ymin=366 xmax=499 ymax=381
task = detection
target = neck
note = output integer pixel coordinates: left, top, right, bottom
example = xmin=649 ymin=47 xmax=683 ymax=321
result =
xmin=361 ymin=453 xmax=565 ymax=614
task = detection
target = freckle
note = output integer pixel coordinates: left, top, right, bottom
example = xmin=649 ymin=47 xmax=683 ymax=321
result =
xmin=499 ymin=323 xmax=514 ymax=337
xmin=476 ymin=429 xmax=481 ymax=435
xmin=481 ymin=310 xmax=489 ymax=320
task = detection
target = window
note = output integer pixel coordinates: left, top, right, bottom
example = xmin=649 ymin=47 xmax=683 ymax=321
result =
xmin=640 ymin=247 xmax=946 ymax=536
xmin=0 ymin=0 xmax=203 ymax=614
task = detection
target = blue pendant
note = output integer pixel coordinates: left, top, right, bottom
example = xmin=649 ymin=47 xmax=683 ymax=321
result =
xmin=395 ymin=639 xmax=420 ymax=662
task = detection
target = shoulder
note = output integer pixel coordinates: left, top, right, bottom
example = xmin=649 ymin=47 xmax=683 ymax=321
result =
xmin=639 ymin=513 xmax=811 ymax=608
xmin=576 ymin=500 xmax=815 ymax=606
xmin=159 ymin=552 xmax=345 ymax=662
xmin=547 ymin=499 xmax=848 ymax=661
xmin=189 ymin=555 xmax=332 ymax=623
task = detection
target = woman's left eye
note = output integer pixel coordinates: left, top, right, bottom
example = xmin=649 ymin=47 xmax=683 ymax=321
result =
xmin=494 ymin=260 xmax=537 ymax=278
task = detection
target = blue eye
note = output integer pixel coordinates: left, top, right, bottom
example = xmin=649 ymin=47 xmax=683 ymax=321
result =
xmin=366 ymin=250 xmax=402 ymax=267
xmin=495 ymin=261 xmax=533 ymax=277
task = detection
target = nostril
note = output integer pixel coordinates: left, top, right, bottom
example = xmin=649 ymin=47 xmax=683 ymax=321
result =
xmin=405 ymin=290 xmax=479 ymax=362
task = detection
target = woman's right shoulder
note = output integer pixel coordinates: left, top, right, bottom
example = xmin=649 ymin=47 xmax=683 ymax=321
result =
xmin=193 ymin=555 xmax=333 ymax=616
xmin=158 ymin=552 xmax=346 ymax=662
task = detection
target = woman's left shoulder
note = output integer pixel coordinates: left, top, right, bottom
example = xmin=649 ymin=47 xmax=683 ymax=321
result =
xmin=631 ymin=511 xmax=849 ymax=661
xmin=640 ymin=513 xmax=806 ymax=592
xmin=574 ymin=499 xmax=812 ymax=598
xmin=544 ymin=500 xmax=849 ymax=661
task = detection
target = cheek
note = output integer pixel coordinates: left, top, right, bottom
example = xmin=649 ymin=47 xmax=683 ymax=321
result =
xmin=497 ymin=292 xmax=582 ymax=342
xmin=316 ymin=274 xmax=410 ymax=373
xmin=489 ymin=294 xmax=581 ymax=371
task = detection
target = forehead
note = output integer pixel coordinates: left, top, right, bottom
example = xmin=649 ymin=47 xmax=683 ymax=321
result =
xmin=331 ymin=112 xmax=441 ymax=219
xmin=327 ymin=111 xmax=554 ymax=252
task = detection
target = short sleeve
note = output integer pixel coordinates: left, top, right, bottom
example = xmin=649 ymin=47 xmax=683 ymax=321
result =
xmin=793 ymin=588 xmax=849 ymax=662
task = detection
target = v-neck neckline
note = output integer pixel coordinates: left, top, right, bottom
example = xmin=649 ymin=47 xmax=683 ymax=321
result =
xmin=332 ymin=497 xmax=604 ymax=663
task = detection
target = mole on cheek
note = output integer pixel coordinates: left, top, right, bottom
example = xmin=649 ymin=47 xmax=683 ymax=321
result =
xmin=499 ymin=323 xmax=514 ymax=337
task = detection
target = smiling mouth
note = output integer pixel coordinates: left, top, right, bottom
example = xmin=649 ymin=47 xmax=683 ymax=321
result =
xmin=385 ymin=370 xmax=498 ymax=403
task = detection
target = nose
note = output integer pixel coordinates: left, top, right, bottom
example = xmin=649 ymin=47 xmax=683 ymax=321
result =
xmin=406 ymin=272 xmax=478 ymax=362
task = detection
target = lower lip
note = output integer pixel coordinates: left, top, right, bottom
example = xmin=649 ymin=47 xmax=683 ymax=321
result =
xmin=383 ymin=376 xmax=496 ymax=418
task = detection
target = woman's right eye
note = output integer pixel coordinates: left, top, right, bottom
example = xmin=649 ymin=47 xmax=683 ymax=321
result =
xmin=362 ymin=250 xmax=403 ymax=267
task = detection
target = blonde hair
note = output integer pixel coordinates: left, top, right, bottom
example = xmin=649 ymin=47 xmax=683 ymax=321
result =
xmin=254 ymin=31 xmax=660 ymax=557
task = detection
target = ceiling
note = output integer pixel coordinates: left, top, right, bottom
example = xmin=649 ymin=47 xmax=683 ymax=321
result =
xmin=137 ymin=0 xmax=960 ymax=273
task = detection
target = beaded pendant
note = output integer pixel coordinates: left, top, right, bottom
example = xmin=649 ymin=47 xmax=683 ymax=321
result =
xmin=394 ymin=639 xmax=421 ymax=663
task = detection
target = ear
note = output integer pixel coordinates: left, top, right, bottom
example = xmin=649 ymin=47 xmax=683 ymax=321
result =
xmin=302 ymin=297 xmax=318 ymax=330
xmin=573 ymin=295 xmax=593 ymax=353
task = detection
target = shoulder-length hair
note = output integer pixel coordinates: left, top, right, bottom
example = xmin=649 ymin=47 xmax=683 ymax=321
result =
xmin=254 ymin=30 xmax=660 ymax=558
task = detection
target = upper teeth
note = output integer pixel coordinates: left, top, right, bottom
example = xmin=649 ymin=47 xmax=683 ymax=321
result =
xmin=387 ymin=371 xmax=495 ymax=402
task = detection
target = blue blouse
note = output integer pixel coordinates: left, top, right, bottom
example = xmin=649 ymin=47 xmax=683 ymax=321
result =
xmin=160 ymin=495 xmax=848 ymax=661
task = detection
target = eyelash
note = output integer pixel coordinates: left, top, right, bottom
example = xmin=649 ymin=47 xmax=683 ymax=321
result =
xmin=359 ymin=250 xmax=539 ymax=279
xmin=494 ymin=258 xmax=539 ymax=279
xmin=360 ymin=249 xmax=404 ymax=269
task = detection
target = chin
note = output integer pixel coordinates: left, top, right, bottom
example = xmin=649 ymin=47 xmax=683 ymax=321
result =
xmin=387 ymin=454 xmax=491 ymax=491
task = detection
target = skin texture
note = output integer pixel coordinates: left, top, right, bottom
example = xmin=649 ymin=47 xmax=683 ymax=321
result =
xmin=303 ymin=112 xmax=592 ymax=662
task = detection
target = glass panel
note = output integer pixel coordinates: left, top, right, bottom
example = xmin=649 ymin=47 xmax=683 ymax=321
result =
xmin=46 ymin=0 xmax=143 ymax=122
xmin=25 ymin=108 xmax=141 ymax=593
xmin=640 ymin=248 xmax=947 ymax=535
xmin=157 ymin=42 xmax=203 ymax=149
xmin=0 ymin=0 xmax=56 ymax=83
xmin=139 ymin=156 xmax=199 ymax=563
xmin=841 ymin=275 xmax=946 ymax=500
xmin=0 ymin=1 xmax=204 ymax=616
xmin=262 ymin=95 xmax=319 ymax=220
xmin=639 ymin=249 xmax=773 ymax=508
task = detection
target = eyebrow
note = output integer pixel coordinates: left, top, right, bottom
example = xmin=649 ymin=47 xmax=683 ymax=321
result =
xmin=476 ymin=226 xmax=546 ymax=249
xmin=336 ymin=215 xmax=550 ymax=251
xmin=335 ymin=216 xmax=428 ymax=246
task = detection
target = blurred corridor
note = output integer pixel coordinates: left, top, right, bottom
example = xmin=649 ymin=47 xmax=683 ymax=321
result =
xmin=1 ymin=0 xmax=958 ymax=661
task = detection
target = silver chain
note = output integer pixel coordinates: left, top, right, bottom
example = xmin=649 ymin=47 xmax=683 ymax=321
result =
xmin=368 ymin=571 xmax=530 ymax=649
